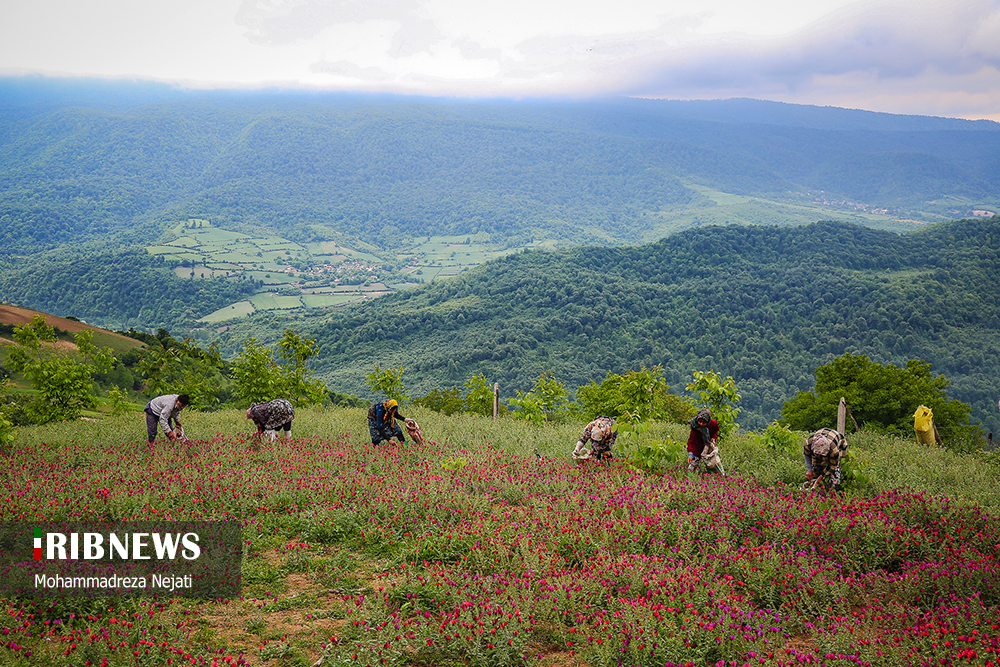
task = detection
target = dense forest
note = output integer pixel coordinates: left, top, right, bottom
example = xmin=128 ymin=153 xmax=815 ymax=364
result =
xmin=2 ymin=80 xmax=999 ymax=258
xmin=0 ymin=244 xmax=258 ymax=331
xmin=210 ymin=218 xmax=1000 ymax=434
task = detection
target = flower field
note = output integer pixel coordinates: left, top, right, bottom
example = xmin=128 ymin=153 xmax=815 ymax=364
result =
xmin=2 ymin=409 xmax=1000 ymax=667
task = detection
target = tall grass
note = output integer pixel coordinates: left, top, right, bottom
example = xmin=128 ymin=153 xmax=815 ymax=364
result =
xmin=13 ymin=406 xmax=1000 ymax=512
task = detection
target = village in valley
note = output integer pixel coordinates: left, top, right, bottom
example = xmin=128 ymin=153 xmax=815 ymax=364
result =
xmin=146 ymin=219 xmax=513 ymax=326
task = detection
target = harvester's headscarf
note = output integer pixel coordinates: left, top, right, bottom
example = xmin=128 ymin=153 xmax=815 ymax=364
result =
xmin=690 ymin=409 xmax=712 ymax=445
xmin=810 ymin=432 xmax=832 ymax=456
xmin=383 ymin=399 xmax=399 ymax=429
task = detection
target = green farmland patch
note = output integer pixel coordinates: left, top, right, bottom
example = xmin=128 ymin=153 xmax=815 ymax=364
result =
xmin=173 ymin=265 xmax=239 ymax=279
xmin=250 ymin=293 xmax=302 ymax=310
xmin=301 ymin=293 xmax=359 ymax=308
xmin=148 ymin=223 xmax=544 ymax=327
xmin=198 ymin=300 xmax=256 ymax=323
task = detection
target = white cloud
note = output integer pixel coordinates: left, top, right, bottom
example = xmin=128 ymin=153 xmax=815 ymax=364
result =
xmin=625 ymin=0 xmax=1000 ymax=119
xmin=1 ymin=0 xmax=998 ymax=120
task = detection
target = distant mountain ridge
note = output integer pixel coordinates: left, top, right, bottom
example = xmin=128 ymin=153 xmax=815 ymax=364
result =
xmin=2 ymin=78 xmax=999 ymax=258
xmin=602 ymin=97 xmax=1000 ymax=132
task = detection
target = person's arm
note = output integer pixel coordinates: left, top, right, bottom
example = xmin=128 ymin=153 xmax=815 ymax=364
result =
xmin=803 ymin=437 xmax=815 ymax=478
xmin=573 ymin=425 xmax=589 ymax=456
xmin=803 ymin=454 xmax=815 ymax=478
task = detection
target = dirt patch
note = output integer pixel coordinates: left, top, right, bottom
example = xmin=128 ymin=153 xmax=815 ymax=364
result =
xmin=784 ymin=632 xmax=818 ymax=654
xmin=529 ymin=646 xmax=590 ymax=667
xmin=0 ymin=304 xmax=92 ymax=332
xmin=197 ymin=544 xmax=363 ymax=665
xmin=197 ymin=580 xmax=349 ymax=666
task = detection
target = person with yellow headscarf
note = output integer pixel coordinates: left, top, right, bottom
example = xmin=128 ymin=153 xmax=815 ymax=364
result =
xmin=367 ymin=398 xmax=407 ymax=445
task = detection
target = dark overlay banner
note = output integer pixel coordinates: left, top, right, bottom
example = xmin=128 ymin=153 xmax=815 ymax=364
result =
xmin=0 ymin=521 xmax=242 ymax=599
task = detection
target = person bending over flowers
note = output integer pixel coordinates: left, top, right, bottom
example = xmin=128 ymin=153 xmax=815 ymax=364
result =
xmin=368 ymin=398 xmax=406 ymax=445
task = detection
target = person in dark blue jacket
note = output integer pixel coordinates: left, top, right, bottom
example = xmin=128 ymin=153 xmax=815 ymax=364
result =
xmin=367 ymin=398 xmax=406 ymax=445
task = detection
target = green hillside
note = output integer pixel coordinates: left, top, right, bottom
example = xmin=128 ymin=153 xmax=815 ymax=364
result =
xmin=3 ymin=84 xmax=999 ymax=260
xmin=2 ymin=83 xmax=999 ymax=432
xmin=210 ymin=217 xmax=1000 ymax=434
xmin=0 ymin=242 xmax=258 ymax=332
xmin=3 ymin=83 xmax=1000 ymax=337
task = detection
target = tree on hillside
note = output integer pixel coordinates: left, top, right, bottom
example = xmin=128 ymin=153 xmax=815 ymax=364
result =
xmin=577 ymin=365 xmax=694 ymax=424
xmin=0 ymin=377 xmax=14 ymax=447
xmin=365 ymin=365 xmax=409 ymax=404
xmin=781 ymin=353 xmax=979 ymax=450
xmin=231 ymin=330 xmax=327 ymax=406
xmin=4 ymin=314 xmax=114 ymax=423
xmin=507 ymin=371 xmax=574 ymax=424
xmin=686 ymin=370 xmax=742 ymax=441
xmin=139 ymin=336 xmax=228 ymax=409
xmin=463 ymin=373 xmax=499 ymax=417
xmin=414 ymin=386 xmax=464 ymax=416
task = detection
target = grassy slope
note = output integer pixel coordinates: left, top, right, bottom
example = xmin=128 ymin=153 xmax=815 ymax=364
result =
xmin=0 ymin=304 xmax=144 ymax=357
xmin=4 ymin=408 xmax=1000 ymax=666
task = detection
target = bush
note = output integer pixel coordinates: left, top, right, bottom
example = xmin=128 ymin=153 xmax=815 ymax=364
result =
xmin=686 ymin=369 xmax=742 ymax=440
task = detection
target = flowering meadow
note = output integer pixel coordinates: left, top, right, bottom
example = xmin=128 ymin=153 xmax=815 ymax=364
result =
xmin=2 ymin=408 xmax=1000 ymax=667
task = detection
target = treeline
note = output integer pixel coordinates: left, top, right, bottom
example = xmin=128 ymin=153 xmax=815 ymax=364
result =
xmin=216 ymin=218 xmax=1000 ymax=433
xmin=0 ymin=244 xmax=258 ymax=331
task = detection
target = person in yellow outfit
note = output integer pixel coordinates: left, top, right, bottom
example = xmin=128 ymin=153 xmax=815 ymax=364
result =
xmin=913 ymin=405 xmax=943 ymax=447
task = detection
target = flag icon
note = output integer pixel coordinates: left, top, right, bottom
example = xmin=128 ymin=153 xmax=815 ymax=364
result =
xmin=34 ymin=528 xmax=42 ymax=560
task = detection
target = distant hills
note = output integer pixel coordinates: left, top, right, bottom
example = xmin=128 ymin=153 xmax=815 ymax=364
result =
xmin=2 ymin=78 xmax=999 ymax=259
xmin=2 ymin=79 xmax=999 ymax=334
xmin=208 ymin=217 xmax=1000 ymax=435
xmin=2 ymin=79 xmax=999 ymax=433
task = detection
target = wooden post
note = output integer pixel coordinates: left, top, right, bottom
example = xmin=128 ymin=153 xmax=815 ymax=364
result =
xmin=837 ymin=397 xmax=846 ymax=434
xmin=493 ymin=382 xmax=499 ymax=420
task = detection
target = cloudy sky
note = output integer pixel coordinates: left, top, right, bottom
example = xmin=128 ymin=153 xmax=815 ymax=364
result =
xmin=2 ymin=0 xmax=999 ymax=121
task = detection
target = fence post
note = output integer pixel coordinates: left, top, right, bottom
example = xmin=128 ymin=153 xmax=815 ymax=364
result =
xmin=837 ymin=397 xmax=846 ymax=434
xmin=493 ymin=383 xmax=499 ymax=420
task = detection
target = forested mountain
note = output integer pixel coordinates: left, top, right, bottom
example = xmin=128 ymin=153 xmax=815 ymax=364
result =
xmin=0 ymin=244 xmax=258 ymax=331
xmin=2 ymin=79 xmax=999 ymax=433
xmin=209 ymin=217 xmax=1000 ymax=433
xmin=2 ymin=79 xmax=999 ymax=258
